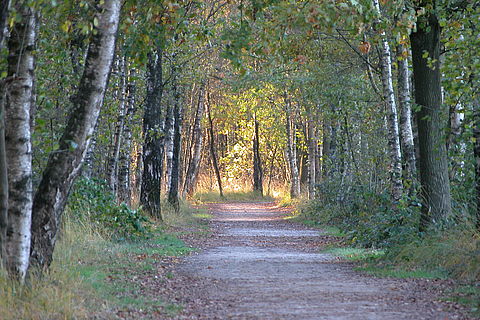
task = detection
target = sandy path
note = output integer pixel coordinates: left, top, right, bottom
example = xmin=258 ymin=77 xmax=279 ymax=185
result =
xmin=171 ymin=202 xmax=470 ymax=319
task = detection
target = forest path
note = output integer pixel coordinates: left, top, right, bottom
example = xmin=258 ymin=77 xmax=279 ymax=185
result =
xmin=170 ymin=202 xmax=467 ymax=319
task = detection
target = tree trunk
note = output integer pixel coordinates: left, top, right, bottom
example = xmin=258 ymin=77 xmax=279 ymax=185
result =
xmin=285 ymin=96 xmax=300 ymax=198
xmin=107 ymin=55 xmax=127 ymax=195
xmin=474 ymin=99 xmax=480 ymax=230
xmin=0 ymin=0 xmax=10 ymax=269
xmin=183 ymin=81 xmax=205 ymax=197
xmin=410 ymin=12 xmax=452 ymax=230
xmin=373 ymin=0 xmax=402 ymax=200
xmin=0 ymin=80 xmax=7 ymax=270
xmin=252 ymin=118 xmax=263 ymax=195
xmin=307 ymin=119 xmax=316 ymax=199
xmin=0 ymin=0 xmax=10 ymax=50
xmin=140 ymin=49 xmax=165 ymax=219
xmin=168 ymin=68 xmax=182 ymax=211
xmin=396 ymin=43 xmax=417 ymax=185
xmin=207 ymin=92 xmax=223 ymax=198
xmin=4 ymin=3 xmax=36 ymax=281
xmin=118 ymin=67 xmax=136 ymax=205
xmin=164 ymin=94 xmax=175 ymax=193
xmin=30 ymin=0 xmax=120 ymax=270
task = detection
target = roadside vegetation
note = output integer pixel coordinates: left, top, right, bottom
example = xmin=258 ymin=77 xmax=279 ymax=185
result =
xmin=0 ymin=179 xmax=202 ymax=319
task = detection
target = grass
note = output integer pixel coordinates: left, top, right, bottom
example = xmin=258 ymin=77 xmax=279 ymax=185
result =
xmin=0 ymin=205 xmax=202 ymax=320
xmin=193 ymin=190 xmax=275 ymax=203
xmin=443 ymin=284 xmax=480 ymax=316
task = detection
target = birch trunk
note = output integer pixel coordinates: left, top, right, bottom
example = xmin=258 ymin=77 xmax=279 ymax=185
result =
xmin=168 ymin=68 xmax=182 ymax=211
xmin=118 ymin=67 xmax=136 ymax=205
xmin=30 ymin=0 xmax=120 ymax=270
xmin=373 ymin=0 xmax=402 ymax=201
xmin=140 ymin=49 xmax=165 ymax=219
xmin=107 ymin=56 xmax=127 ymax=195
xmin=285 ymin=96 xmax=300 ymax=198
xmin=396 ymin=43 xmax=417 ymax=184
xmin=307 ymin=119 xmax=316 ymax=199
xmin=164 ymin=99 xmax=174 ymax=191
xmin=410 ymin=12 xmax=452 ymax=230
xmin=183 ymin=82 xmax=205 ymax=197
xmin=0 ymin=0 xmax=9 ymax=50
xmin=4 ymin=3 xmax=36 ymax=281
xmin=252 ymin=118 xmax=263 ymax=195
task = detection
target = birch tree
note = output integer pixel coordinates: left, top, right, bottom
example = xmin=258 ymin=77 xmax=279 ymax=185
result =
xmin=30 ymin=0 xmax=121 ymax=270
xmin=183 ymin=81 xmax=205 ymax=197
xmin=4 ymin=2 xmax=36 ymax=281
xmin=396 ymin=43 xmax=416 ymax=184
xmin=410 ymin=7 xmax=452 ymax=230
xmin=372 ymin=0 xmax=402 ymax=201
xmin=141 ymin=49 xmax=165 ymax=219
xmin=0 ymin=0 xmax=10 ymax=270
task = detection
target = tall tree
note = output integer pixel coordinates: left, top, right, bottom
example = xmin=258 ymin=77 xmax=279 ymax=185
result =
xmin=4 ymin=2 xmax=36 ymax=281
xmin=140 ymin=48 xmax=165 ymax=219
xmin=30 ymin=0 xmax=121 ymax=270
xmin=207 ymin=92 xmax=223 ymax=198
xmin=372 ymin=0 xmax=402 ymax=200
xmin=168 ymin=66 xmax=183 ymax=211
xmin=252 ymin=117 xmax=263 ymax=195
xmin=0 ymin=0 xmax=10 ymax=270
xmin=183 ymin=81 xmax=206 ymax=197
xmin=396 ymin=43 xmax=417 ymax=185
xmin=410 ymin=6 xmax=452 ymax=230
xmin=285 ymin=95 xmax=300 ymax=198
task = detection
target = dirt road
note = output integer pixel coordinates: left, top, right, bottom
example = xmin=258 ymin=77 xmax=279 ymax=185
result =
xmin=169 ymin=202 xmax=470 ymax=319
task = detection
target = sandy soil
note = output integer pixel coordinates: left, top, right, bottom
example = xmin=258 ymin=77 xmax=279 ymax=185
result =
xmin=161 ymin=202 xmax=474 ymax=320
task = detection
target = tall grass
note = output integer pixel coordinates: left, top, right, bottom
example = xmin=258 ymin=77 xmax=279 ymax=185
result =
xmin=0 ymin=217 xmax=103 ymax=320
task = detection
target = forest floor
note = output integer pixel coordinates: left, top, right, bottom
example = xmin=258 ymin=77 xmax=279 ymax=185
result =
xmin=102 ymin=202 xmax=476 ymax=319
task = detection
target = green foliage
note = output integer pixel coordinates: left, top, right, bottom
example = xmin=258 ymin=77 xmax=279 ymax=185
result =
xmin=302 ymin=180 xmax=421 ymax=248
xmin=388 ymin=228 xmax=480 ymax=282
xmin=67 ymin=177 xmax=151 ymax=239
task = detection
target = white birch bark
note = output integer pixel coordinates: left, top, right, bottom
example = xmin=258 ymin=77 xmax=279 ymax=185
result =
xmin=4 ymin=3 xmax=36 ymax=281
xmin=307 ymin=119 xmax=316 ymax=199
xmin=396 ymin=44 xmax=417 ymax=182
xmin=30 ymin=0 xmax=121 ymax=269
xmin=373 ymin=0 xmax=403 ymax=200
xmin=285 ymin=95 xmax=300 ymax=198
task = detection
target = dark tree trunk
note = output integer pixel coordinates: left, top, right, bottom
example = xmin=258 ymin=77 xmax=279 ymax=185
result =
xmin=140 ymin=49 xmax=165 ymax=219
xmin=0 ymin=81 xmax=7 ymax=269
xmin=207 ymin=92 xmax=223 ymax=198
xmin=252 ymin=118 xmax=263 ymax=195
xmin=183 ymin=81 xmax=205 ymax=197
xmin=30 ymin=0 xmax=121 ymax=270
xmin=0 ymin=0 xmax=10 ymax=268
xmin=474 ymin=99 xmax=480 ymax=230
xmin=168 ymin=68 xmax=183 ymax=211
xmin=410 ymin=12 xmax=452 ymax=230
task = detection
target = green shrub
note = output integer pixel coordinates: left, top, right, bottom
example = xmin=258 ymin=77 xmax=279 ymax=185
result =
xmin=67 ymin=177 xmax=151 ymax=239
xmin=302 ymin=179 xmax=421 ymax=248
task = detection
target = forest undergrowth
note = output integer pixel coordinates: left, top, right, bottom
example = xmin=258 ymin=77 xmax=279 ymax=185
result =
xmin=0 ymin=179 xmax=204 ymax=320
xmin=296 ymin=179 xmax=480 ymax=316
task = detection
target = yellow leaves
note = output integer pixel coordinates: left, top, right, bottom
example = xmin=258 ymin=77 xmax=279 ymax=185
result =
xmin=358 ymin=41 xmax=371 ymax=54
xmin=61 ymin=20 xmax=72 ymax=33
xmin=293 ymin=55 xmax=307 ymax=64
